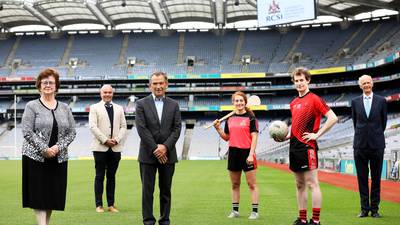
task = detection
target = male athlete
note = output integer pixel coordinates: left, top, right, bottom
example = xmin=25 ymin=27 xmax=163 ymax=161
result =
xmin=274 ymin=67 xmax=338 ymax=225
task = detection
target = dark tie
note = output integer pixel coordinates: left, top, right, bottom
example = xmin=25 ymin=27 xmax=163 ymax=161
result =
xmin=105 ymin=102 xmax=114 ymax=138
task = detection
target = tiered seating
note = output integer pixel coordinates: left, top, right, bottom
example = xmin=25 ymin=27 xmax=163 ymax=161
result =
xmin=0 ymin=18 xmax=398 ymax=76
xmin=323 ymin=25 xmax=359 ymax=60
xmin=354 ymin=19 xmax=399 ymax=63
xmin=0 ymin=37 xmax=15 ymax=69
xmin=261 ymin=95 xmax=294 ymax=105
xmin=220 ymin=31 xmax=239 ymax=68
xmin=343 ymin=23 xmax=376 ymax=53
xmin=112 ymin=97 xmax=128 ymax=107
xmin=14 ymin=35 xmax=67 ymax=76
xmin=0 ymin=98 xmax=11 ymax=113
xmin=126 ymin=32 xmax=179 ymax=75
xmin=70 ymin=34 xmax=123 ymax=77
xmin=15 ymin=97 xmax=36 ymax=110
xmin=184 ymin=32 xmax=220 ymax=66
xmin=271 ymin=29 xmax=301 ymax=64
xmin=173 ymin=96 xmax=188 ymax=108
xmin=241 ymin=30 xmax=281 ymax=65
xmin=189 ymin=121 xmax=220 ymax=159
xmin=296 ymin=27 xmax=337 ymax=66
xmin=193 ymin=96 xmax=221 ymax=106
xmin=119 ymin=127 xmax=140 ymax=157
xmin=0 ymin=126 xmax=23 ymax=158
xmin=371 ymin=29 xmax=400 ymax=61
xmin=72 ymin=97 xmax=97 ymax=112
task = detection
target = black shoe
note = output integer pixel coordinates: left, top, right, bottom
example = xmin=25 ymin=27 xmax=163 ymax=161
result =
xmin=371 ymin=211 xmax=381 ymax=218
xmin=293 ymin=218 xmax=307 ymax=225
xmin=308 ymin=219 xmax=321 ymax=225
xmin=357 ymin=210 xmax=369 ymax=218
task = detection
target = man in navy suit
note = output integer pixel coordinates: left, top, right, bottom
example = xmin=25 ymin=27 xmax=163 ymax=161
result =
xmin=135 ymin=71 xmax=181 ymax=225
xmin=351 ymin=74 xmax=387 ymax=218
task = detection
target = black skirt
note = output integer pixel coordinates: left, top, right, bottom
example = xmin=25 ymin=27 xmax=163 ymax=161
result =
xmin=22 ymin=155 xmax=68 ymax=210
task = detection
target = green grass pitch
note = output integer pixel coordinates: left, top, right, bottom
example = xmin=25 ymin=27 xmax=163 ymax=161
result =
xmin=0 ymin=160 xmax=399 ymax=225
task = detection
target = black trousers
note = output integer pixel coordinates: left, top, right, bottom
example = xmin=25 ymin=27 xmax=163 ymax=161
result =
xmin=354 ymin=148 xmax=384 ymax=212
xmin=93 ymin=149 xmax=121 ymax=207
xmin=140 ymin=162 xmax=175 ymax=225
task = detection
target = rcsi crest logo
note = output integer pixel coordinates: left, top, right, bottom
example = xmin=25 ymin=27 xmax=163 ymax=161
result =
xmin=266 ymin=0 xmax=283 ymax=22
xmin=268 ymin=0 xmax=280 ymax=14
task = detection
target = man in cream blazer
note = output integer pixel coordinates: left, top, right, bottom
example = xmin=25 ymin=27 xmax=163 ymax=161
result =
xmin=89 ymin=85 xmax=127 ymax=213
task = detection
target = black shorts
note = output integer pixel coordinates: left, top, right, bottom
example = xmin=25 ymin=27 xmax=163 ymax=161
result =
xmin=289 ymin=148 xmax=318 ymax=172
xmin=227 ymin=147 xmax=257 ymax=172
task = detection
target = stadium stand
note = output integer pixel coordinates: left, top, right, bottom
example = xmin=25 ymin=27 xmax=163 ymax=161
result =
xmin=0 ymin=99 xmax=11 ymax=113
xmin=220 ymin=31 xmax=239 ymax=72
xmin=14 ymin=35 xmax=67 ymax=74
xmin=126 ymin=32 xmax=181 ymax=75
xmin=184 ymin=32 xmax=220 ymax=72
xmin=71 ymin=33 xmax=123 ymax=77
xmin=189 ymin=122 xmax=220 ymax=160
xmin=0 ymin=37 xmax=15 ymax=68
xmin=353 ymin=19 xmax=399 ymax=63
xmin=0 ymin=18 xmax=398 ymax=77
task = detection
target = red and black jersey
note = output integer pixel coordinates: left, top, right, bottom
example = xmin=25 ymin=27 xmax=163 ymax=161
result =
xmin=290 ymin=92 xmax=330 ymax=150
xmin=224 ymin=112 xmax=259 ymax=149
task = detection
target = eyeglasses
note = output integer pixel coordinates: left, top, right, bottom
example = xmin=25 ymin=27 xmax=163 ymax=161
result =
xmin=41 ymin=80 xmax=56 ymax=86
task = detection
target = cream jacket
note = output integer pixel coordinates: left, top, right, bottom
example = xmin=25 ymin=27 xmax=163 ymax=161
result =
xmin=89 ymin=101 xmax=127 ymax=152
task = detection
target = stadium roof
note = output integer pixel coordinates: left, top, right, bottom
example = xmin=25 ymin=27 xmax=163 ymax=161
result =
xmin=0 ymin=0 xmax=399 ymax=31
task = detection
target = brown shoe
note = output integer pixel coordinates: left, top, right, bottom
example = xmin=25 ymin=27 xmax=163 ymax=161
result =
xmin=96 ymin=206 xmax=104 ymax=213
xmin=108 ymin=206 xmax=119 ymax=213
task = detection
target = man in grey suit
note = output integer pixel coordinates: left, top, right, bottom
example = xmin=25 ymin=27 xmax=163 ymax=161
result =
xmin=351 ymin=75 xmax=387 ymax=218
xmin=135 ymin=72 xmax=181 ymax=225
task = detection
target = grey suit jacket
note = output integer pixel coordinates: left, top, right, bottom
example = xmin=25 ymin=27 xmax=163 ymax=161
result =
xmin=135 ymin=95 xmax=181 ymax=164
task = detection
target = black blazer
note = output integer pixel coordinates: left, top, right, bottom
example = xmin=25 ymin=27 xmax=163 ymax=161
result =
xmin=351 ymin=94 xmax=387 ymax=149
xmin=135 ymin=95 xmax=182 ymax=164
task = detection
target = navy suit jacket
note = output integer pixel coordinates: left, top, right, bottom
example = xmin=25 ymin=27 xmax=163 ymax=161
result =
xmin=351 ymin=94 xmax=387 ymax=150
xmin=135 ymin=95 xmax=181 ymax=164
